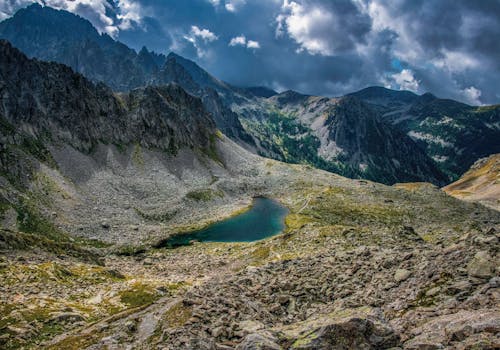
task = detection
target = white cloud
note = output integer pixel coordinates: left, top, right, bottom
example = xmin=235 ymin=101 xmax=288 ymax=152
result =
xmin=246 ymin=40 xmax=260 ymax=49
xmin=277 ymin=0 xmax=334 ymax=55
xmin=229 ymin=35 xmax=247 ymax=46
xmin=391 ymin=69 xmax=420 ymax=92
xmin=206 ymin=0 xmax=246 ymax=12
xmin=432 ymin=50 xmax=480 ymax=73
xmin=228 ymin=35 xmax=260 ymax=49
xmin=276 ymin=0 xmax=370 ymax=56
xmin=189 ymin=25 xmax=218 ymax=42
xmin=462 ymin=86 xmax=482 ymax=105
xmin=184 ymin=25 xmax=218 ymax=58
xmin=116 ymin=0 xmax=143 ymax=31
xmin=225 ymin=0 xmax=246 ymax=12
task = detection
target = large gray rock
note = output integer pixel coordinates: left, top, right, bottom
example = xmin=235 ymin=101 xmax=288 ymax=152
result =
xmin=235 ymin=333 xmax=282 ymax=350
xmin=394 ymin=269 xmax=412 ymax=283
xmin=467 ymin=251 xmax=495 ymax=279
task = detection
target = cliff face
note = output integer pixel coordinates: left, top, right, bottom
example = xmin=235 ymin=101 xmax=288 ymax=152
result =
xmin=241 ymin=92 xmax=448 ymax=185
xmin=321 ymin=96 xmax=447 ymax=185
xmin=0 ymin=40 xmax=215 ymax=155
xmin=153 ymin=54 xmax=256 ymax=148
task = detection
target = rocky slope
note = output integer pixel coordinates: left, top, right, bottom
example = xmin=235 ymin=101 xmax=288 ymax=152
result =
xmin=0 ymin=37 xmax=499 ymax=350
xmin=152 ymin=53 xmax=256 ymax=149
xmin=149 ymin=52 xmax=450 ymax=185
xmin=0 ymin=3 xmax=166 ymax=91
xmin=350 ymin=87 xmax=500 ymax=180
xmin=238 ymin=91 xmax=448 ymax=185
xmin=0 ymin=40 xmax=215 ymax=154
xmin=443 ymin=154 xmax=500 ymax=211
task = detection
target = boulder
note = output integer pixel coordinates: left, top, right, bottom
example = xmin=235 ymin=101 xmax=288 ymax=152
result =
xmin=394 ymin=269 xmax=411 ymax=283
xmin=236 ymin=333 xmax=282 ymax=350
xmin=467 ymin=251 xmax=495 ymax=279
xmin=275 ymin=308 xmax=400 ymax=350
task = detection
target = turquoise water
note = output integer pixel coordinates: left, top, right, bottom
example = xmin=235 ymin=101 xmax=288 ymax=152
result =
xmin=159 ymin=197 xmax=289 ymax=248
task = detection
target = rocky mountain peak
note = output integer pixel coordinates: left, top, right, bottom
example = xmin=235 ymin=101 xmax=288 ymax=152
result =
xmin=0 ymin=40 xmax=216 ymax=154
xmin=0 ymin=5 xmax=161 ymax=91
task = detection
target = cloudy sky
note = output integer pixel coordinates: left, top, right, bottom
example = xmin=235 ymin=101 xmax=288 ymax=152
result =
xmin=1 ymin=0 xmax=499 ymax=105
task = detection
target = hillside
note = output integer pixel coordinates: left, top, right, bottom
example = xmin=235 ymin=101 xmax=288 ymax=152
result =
xmin=350 ymin=87 xmax=500 ymax=179
xmin=239 ymin=91 xmax=448 ymax=185
xmin=443 ymin=154 xmax=500 ymax=211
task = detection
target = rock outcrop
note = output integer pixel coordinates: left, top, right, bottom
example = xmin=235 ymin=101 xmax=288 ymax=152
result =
xmin=0 ymin=40 xmax=216 ymax=155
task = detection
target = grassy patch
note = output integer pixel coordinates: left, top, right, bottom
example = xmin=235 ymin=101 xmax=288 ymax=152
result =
xmin=132 ymin=143 xmax=144 ymax=168
xmin=119 ymin=283 xmax=160 ymax=308
xmin=250 ymin=246 xmax=270 ymax=261
xmin=115 ymin=244 xmax=147 ymax=256
xmin=163 ymin=301 xmax=192 ymax=328
xmin=186 ymin=189 xmax=224 ymax=202
xmin=285 ymin=214 xmax=315 ymax=232
xmin=205 ymin=133 xmax=223 ymax=164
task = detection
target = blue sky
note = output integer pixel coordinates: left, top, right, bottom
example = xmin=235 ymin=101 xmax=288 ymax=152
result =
xmin=1 ymin=0 xmax=499 ymax=105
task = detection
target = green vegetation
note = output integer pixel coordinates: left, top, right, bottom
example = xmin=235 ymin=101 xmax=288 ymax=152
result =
xmin=115 ymin=244 xmax=147 ymax=256
xmin=132 ymin=143 xmax=144 ymax=167
xmin=162 ymin=301 xmax=192 ymax=327
xmin=205 ymin=132 xmax=223 ymax=164
xmin=242 ymin=110 xmax=347 ymax=176
xmin=119 ymin=282 xmax=160 ymax=308
xmin=186 ymin=188 xmax=224 ymax=201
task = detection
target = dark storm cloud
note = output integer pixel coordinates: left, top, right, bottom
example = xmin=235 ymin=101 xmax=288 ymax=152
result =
xmin=276 ymin=0 xmax=372 ymax=55
xmin=1 ymin=0 xmax=499 ymax=104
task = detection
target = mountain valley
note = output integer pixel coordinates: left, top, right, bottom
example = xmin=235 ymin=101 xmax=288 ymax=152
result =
xmin=0 ymin=4 xmax=499 ymax=350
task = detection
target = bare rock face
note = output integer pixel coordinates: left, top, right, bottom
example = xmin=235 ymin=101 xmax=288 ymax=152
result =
xmin=394 ymin=269 xmax=412 ymax=283
xmin=235 ymin=308 xmax=400 ymax=350
xmin=236 ymin=334 xmax=281 ymax=350
xmin=0 ymin=40 xmax=216 ymax=156
xmin=350 ymin=86 xmax=500 ymax=180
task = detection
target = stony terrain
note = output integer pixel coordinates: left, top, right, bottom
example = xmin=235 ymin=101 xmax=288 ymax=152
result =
xmin=1 ymin=156 xmax=499 ymax=349
xmin=444 ymin=154 xmax=500 ymax=211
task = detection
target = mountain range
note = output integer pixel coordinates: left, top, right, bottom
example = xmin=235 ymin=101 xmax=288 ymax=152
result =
xmin=1 ymin=4 xmax=498 ymax=185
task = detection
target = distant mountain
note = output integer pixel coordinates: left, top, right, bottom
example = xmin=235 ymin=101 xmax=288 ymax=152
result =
xmin=0 ymin=39 xmax=216 ymax=184
xmin=0 ymin=3 xmax=166 ymax=91
xmin=350 ymin=87 xmax=500 ymax=179
xmin=238 ymin=91 xmax=448 ymax=185
xmin=443 ymin=154 xmax=500 ymax=211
